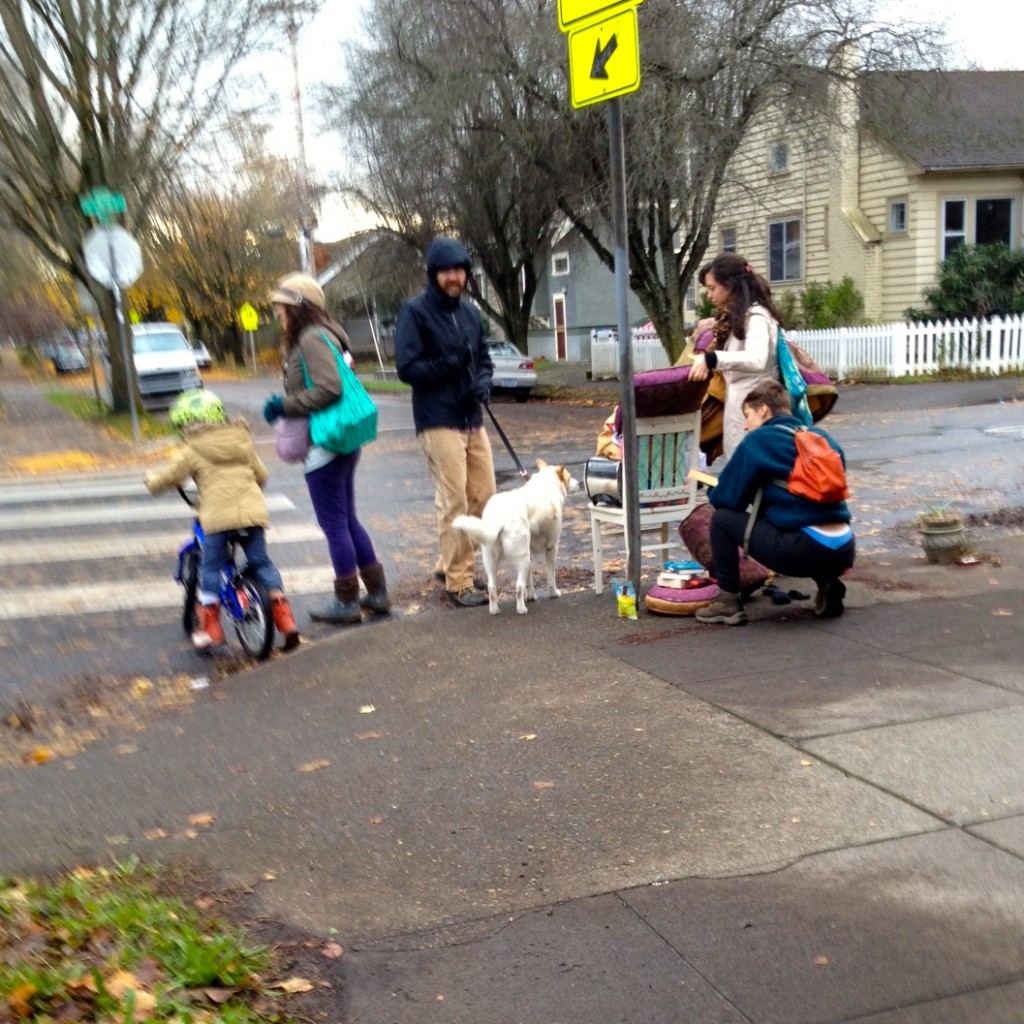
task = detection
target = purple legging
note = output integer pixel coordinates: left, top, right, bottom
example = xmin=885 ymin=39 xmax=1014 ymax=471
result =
xmin=305 ymin=450 xmax=377 ymax=576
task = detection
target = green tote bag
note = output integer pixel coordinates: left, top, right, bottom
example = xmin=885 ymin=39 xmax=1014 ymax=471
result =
xmin=301 ymin=331 xmax=378 ymax=455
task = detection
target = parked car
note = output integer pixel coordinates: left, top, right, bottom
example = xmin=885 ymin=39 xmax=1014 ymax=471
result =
xmin=191 ymin=341 xmax=212 ymax=369
xmin=486 ymin=340 xmax=536 ymax=402
xmin=51 ymin=342 xmax=89 ymax=374
xmin=129 ymin=323 xmax=203 ymax=409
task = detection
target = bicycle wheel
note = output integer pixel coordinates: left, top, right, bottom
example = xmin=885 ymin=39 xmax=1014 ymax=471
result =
xmin=232 ymin=571 xmax=274 ymax=661
xmin=181 ymin=549 xmax=200 ymax=636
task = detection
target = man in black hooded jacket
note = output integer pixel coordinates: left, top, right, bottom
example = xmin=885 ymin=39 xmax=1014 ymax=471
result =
xmin=395 ymin=237 xmax=495 ymax=607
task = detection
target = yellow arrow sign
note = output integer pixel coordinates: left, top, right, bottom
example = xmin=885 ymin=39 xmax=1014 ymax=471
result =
xmin=558 ymin=0 xmax=638 ymax=31
xmin=568 ymin=7 xmax=640 ymax=110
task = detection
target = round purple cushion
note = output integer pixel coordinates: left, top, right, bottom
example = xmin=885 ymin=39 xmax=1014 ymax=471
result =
xmin=644 ymin=581 xmax=719 ymax=615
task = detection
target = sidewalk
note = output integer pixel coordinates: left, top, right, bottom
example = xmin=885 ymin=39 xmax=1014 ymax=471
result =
xmin=5 ymin=353 xmax=1024 ymax=1022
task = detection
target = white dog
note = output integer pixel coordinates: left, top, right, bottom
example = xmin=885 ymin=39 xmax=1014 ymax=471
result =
xmin=453 ymin=460 xmax=580 ymax=615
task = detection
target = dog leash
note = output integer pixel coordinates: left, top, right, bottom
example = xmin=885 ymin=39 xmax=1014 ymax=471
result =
xmin=483 ymin=401 xmax=529 ymax=478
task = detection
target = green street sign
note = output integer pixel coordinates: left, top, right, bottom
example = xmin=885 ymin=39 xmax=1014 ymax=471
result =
xmin=79 ymin=188 xmax=126 ymax=223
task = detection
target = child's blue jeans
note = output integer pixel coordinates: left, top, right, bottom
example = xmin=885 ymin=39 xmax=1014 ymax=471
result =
xmin=198 ymin=526 xmax=284 ymax=605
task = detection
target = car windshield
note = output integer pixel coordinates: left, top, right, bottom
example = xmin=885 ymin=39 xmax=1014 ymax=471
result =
xmin=133 ymin=332 xmax=189 ymax=354
xmin=488 ymin=342 xmax=521 ymax=357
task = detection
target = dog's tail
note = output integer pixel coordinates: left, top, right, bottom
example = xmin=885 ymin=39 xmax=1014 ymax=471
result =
xmin=452 ymin=514 xmax=501 ymax=547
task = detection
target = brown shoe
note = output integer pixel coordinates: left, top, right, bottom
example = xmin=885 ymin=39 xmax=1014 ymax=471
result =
xmin=192 ymin=602 xmax=225 ymax=649
xmin=695 ymin=591 xmax=747 ymax=626
xmin=271 ymin=597 xmax=301 ymax=650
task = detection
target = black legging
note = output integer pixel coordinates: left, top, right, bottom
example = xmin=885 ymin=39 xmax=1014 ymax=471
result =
xmin=709 ymin=507 xmax=855 ymax=595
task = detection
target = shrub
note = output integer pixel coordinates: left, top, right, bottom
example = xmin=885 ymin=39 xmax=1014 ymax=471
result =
xmin=908 ymin=243 xmax=1024 ymax=322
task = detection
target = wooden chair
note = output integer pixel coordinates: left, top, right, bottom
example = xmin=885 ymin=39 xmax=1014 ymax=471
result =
xmin=589 ymin=373 xmax=708 ymax=595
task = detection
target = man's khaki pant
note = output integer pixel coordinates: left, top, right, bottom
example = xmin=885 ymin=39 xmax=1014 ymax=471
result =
xmin=419 ymin=426 xmax=495 ymax=592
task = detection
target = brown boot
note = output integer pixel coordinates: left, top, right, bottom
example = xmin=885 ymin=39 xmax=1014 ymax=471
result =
xmin=192 ymin=602 xmax=225 ymax=650
xmin=310 ymin=573 xmax=362 ymax=624
xmin=271 ymin=597 xmax=301 ymax=650
xmin=358 ymin=562 xmax=391 ymax=615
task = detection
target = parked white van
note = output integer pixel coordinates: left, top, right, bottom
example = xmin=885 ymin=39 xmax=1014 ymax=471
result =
xmin=98 ymin=321 xmax=203 ymax=410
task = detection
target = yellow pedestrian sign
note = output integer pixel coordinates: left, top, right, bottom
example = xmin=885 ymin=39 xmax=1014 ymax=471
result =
xmin=238 ymin=303 xmax=259 ymax=332
xmin=567 ymin=6 xmax=640 ymax=110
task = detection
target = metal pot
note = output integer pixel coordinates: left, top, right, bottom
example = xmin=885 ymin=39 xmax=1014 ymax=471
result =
xmin=584 ymin=456 xmax=623 ymax=505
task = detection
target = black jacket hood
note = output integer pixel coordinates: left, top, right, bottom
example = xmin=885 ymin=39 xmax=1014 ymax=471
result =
xmin=426 ymin=237 xmax=472 ymax=277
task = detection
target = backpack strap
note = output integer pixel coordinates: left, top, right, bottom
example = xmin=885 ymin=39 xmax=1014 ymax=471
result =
xmin=744 ymin=422 xmax=802 ymax=551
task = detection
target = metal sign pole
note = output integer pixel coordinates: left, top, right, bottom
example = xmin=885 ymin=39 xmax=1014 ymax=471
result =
xmin=608 ymin=97 xmax=640 ymax=595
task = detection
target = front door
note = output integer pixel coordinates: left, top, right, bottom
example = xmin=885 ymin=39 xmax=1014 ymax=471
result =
xmin=553 ymin=294 xmax=567 ymax=361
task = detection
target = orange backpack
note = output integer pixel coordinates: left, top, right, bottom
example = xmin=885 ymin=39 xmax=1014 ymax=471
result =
xmin=776 ymin=425 xmax=848 ymax=503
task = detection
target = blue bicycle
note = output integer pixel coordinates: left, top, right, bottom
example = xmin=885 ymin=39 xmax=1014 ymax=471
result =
xmin=175 ymin=488 xmax=275 ymax=660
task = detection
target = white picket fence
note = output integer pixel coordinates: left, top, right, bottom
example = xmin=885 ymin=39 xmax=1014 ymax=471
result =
xmin=590 ymin=315 xmax=1024 ymax=380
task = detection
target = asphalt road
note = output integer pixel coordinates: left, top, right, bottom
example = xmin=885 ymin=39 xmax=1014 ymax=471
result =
xmin=3 ymin=373 xmax=1024 ymax=722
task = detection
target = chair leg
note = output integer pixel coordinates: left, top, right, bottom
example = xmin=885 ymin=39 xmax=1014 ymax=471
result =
xmin=591 ymin=517 xmax=604 ymax=595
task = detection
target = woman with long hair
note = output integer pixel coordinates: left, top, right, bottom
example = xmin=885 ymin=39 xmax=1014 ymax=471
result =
xmin=262 ymin=273 xmax=389 ymax=624
xmin=687 ymin=253 xmax=784 ymax=461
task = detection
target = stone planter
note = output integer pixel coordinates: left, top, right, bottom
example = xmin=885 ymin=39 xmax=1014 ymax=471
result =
xmin=919 ymin=515 xmax=967 ymax=564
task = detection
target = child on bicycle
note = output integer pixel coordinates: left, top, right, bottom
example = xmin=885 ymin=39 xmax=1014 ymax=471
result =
xmin=145 ymin=389 xmax=300 ymax=653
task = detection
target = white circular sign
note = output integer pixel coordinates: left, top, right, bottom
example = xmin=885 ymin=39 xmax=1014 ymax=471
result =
xmin=83 ymin=226 xmax=143 ymax=288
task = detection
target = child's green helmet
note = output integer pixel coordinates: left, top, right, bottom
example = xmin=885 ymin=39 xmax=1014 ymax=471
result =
xmin=169 ymin=388 xmax=225 ymax=428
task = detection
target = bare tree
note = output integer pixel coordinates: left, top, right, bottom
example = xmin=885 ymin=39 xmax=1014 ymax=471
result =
xmin=323 ymin=0 xmax=569 ymax=349
xmin=0 ymin=0 xmax=275 ymax=411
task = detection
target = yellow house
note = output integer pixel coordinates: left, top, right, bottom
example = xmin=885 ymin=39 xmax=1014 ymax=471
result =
xmin=708 ymin=69 xmax=1024 ymax=322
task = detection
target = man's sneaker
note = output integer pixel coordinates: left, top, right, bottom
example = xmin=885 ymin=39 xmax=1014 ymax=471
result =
xmin=695 ymin=591 xmax=747 ymax=626
xmin=814 ymin=578 xmax=846 ymax=619
xmin=445 ymin=586 xmax=489 ymax=608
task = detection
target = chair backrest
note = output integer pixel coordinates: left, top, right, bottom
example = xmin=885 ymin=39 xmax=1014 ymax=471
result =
xmin=633 ymin=413 xmax=701 ymax=508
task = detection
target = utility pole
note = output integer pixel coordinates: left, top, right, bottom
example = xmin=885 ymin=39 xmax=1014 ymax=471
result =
xmin=286 ymin=6 xmax=314 ymax=273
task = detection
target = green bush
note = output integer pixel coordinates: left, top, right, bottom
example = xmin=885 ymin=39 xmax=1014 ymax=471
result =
xmin=906 ymin=242 xmax=1024 ymax=322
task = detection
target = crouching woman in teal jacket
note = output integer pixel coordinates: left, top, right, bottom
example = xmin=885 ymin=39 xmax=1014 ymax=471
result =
xmin=696 ymin=379 xmax=855 ymax=627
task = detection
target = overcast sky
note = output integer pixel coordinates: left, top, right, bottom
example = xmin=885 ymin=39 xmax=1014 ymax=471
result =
xmin=278 ymin=0 xmax=1024 ymax=238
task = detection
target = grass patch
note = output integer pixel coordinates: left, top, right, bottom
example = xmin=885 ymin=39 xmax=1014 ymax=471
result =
xmin=0 ymin=859 xmax=307 ymax=1023
xmin=44 ymin=391 xmax=175 ymax=441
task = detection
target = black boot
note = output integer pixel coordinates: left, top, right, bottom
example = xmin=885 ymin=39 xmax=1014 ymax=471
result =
xmin=358 ymin=562 xmax=391 ymax=615
xmin=310 ymin=573 xmax=362 ymax=624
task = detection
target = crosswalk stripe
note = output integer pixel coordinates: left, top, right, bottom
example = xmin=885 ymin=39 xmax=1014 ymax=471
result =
xmin=0 ymin=567 xmax=340 ymax=621
xmin=0 ymin=493 xmax=295 ymax=531
xmin=0 ymin=523 xmax=326 ymax=566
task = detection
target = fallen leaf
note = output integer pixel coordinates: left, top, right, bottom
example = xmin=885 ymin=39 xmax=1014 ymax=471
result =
xmin=105 ymin=969 xmax=157 ymax=1014
xmin=297 ymin=759 xmax=331 ymax=773
xmin=533 ymin=780 xmax=555 ymax=790
xmin=194 ymin=895 xmax=216 ymax=911
xmin=143 ymin=828 xmax=167 ymax=841
xmin=520 ymin=733 xmax=537 ymax=740
xmin=131 ymin=678 xmax=152 ymax=698
xmin=7 ymin=982 xmax=35 ymax=1016
xmin=799 ymin=759 xmax=813 ymax=767
xmin=202 ymin=987 xmax=239 ymax=1004
xmin=269 ymin=977 xmax=315 ymax=994
xmin=369 ymin=816 xmax=384 ymax=824
xmin=356 ymin=731 xmax=380 ymax=740
xmin=189 ymin=812 xmax=216 ymax=827
xmin=813 ymin=956 xmax=830 ymax=966
xmin=321 ymin=941 xmax=344 ymax=959
xmin=992 ymin=608 xmax=1014 ymax=617
xmin=359 ymin=704 xmax=376 ymax=714
xmin=29 ymin=746 xmax=53 ymax=764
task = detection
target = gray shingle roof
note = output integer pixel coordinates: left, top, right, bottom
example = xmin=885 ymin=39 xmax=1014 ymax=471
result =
xmin=861 ymin=70 xmax=1024 ymax=171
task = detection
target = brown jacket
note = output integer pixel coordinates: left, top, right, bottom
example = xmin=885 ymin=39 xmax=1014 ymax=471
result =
xmin=144 ymin=421 xmax=269 ymax=533
xmin=281 ymin=322 xmax=351 ymax=416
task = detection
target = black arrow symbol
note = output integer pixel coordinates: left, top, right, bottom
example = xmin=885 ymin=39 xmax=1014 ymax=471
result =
xmin=591 ymin=33 xmax=618 ymax=80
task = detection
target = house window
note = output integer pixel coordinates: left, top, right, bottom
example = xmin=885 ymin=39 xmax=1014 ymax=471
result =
xmin=721 ymin=227 xmax=737 ymax=252
xmin=889 ymin=200 xmax=908 ymax=235
xmin=769 ymin=142 xmax=789 ymax=175
xmin=942 ymin=200 xmax=966 ymax=259
xmin=685 ymin=278 xmax=696 ymax=311
xmin=552 ymin=252 xmax=570 ymax=276
xmin=768 ymin=218 xmax=802 ymax=282
xmin=976 ymin=198 xmax=1013 ymax=246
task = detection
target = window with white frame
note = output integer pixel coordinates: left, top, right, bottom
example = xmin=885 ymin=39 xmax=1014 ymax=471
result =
xmin=685 ymin=277 xmax=696 ymax=311
xmin=889 ymin=200 xmax=908 ymax=235
xmin=768 ymin=218 xmax=802 ymax=282
xmin=552 ymin=252 xmax=570 ymax=276
xmin=942 ymin=200 xmax=966 ymax=258
xmin=721 ymin=227 xmax=737 ymax=252
xmin=769 ymin=142 xmax=789 ymax=175
xmin=941 ymin=197 xmax=1016 ymax=260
